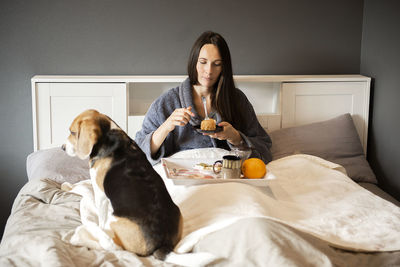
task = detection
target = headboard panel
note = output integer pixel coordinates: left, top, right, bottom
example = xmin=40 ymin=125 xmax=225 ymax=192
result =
xmin=280 ymin=81 xmax=370 ymax=153
xmin=31 ymin=75 xmax=371 ymax=153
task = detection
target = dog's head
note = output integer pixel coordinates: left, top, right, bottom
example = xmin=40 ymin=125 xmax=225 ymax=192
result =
xmin=62 ymin=109 xmax=118 ymax=159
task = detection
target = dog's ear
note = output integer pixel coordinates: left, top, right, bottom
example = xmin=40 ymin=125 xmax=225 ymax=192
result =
xmin=76 ymin=119 xmax=100 ymax=159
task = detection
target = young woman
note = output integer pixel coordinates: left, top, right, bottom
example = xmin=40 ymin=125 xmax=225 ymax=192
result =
xmin=135 ymin=31 xmax=272 ymax=165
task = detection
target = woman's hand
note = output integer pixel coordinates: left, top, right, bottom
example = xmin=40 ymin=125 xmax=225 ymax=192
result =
xmin=151 ymin=106 xmax=194 ymax=156
xmin=204 ymin=121 xmax=243 ymax=146
xmin=163 ymin=106 xmax=194 ymax=132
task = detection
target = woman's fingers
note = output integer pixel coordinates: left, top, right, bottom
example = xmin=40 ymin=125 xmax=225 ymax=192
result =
xmin=203 ymin=121 xmax=242 ymax=145
xmin=176 ymin=108 xmax=193 ymax=124
xmin=169 ymin=107 xmax=194 ymax=127
xmin=203 ymin=122 xmax=230 ymax=139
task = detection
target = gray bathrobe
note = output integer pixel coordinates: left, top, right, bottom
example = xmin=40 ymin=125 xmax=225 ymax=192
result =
xmin=134 ymin=78 xmax=272 ymax=165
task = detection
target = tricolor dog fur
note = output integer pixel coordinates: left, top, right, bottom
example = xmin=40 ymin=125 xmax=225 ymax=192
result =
xmin=62 ymin=109 xmax=183 ymax=259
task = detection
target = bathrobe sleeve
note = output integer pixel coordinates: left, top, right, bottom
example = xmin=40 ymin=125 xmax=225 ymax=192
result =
xmin=134 ymin=89 xmax=178 ymax=165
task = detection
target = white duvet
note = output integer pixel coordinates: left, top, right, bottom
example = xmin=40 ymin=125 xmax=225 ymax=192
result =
xmin=61 ymin=150 xmax=400 ymax=266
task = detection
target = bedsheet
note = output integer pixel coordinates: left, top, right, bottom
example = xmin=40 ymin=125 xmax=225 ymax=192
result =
xmin=1 ymin=154 xmax=400 ymax=267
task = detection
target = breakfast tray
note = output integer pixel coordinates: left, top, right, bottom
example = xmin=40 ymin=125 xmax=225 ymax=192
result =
xmin=161 ymin=158 xmax=273 ymax=186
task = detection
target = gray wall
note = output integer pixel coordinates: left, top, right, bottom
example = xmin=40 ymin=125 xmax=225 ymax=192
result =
xmin=361 ymin=1 xmax=400 ymax=202
xmin=0 ymin=0 xmax=364 ymax=237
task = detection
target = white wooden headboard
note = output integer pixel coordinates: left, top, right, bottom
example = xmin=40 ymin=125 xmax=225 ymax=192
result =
xmin=31 ymin=75 xmax=371 ymax=153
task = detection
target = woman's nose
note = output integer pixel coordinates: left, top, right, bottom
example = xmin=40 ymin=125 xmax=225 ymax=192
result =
xmin=204 ymin=63 xmax=212 ymax=74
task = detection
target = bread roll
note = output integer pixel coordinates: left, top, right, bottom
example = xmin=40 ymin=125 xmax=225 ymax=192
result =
xmin=201 ymin=119 xmax=216 ymax=131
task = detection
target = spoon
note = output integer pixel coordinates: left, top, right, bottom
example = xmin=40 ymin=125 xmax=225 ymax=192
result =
xmin=201 ymin=96 xmax=209 ymax=120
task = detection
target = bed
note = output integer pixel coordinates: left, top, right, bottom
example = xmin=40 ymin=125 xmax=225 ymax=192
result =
xmin=2 ymin=74 xmax=400 ymax=266
xmin=1 ymin=111 xmax=400 ymax=267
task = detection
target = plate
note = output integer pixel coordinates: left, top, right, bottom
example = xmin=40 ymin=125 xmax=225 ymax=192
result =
xmin=193 ymin=125 xmax=223 ymax=134
xmin=161 ymin=158 xmax=273 ymax=186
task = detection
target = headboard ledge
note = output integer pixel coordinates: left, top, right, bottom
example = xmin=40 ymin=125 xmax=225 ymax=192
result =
xmin=31 ymin=75 xmax=370 ymax=154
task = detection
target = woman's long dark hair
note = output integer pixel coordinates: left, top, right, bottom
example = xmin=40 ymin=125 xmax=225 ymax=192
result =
xmin=187 ymin=31 xmax=244 ymax=131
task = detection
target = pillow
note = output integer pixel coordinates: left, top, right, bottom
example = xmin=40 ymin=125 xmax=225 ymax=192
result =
xmin=26 ymin=147 xmax=90 ymax=184
xmin=270 ymin=113 xmax=377 ymax=183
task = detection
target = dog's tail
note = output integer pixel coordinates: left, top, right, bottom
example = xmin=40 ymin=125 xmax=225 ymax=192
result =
xmin=153 ymin=245 xmax=173 ymax=261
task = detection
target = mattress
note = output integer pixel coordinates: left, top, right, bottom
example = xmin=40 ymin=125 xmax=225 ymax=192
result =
xmin=1 ymin=148 xmax=400 ymax=267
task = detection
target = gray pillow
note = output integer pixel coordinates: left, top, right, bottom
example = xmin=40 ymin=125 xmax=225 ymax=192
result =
xmin=26 ymin=147 xmax=90 ymax=184
xmin=270 ymin=113 xmax=377 ymax=183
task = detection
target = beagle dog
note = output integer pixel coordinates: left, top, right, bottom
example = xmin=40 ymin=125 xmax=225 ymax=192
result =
xmin=62 ymin=109 xmax=182 ymax=259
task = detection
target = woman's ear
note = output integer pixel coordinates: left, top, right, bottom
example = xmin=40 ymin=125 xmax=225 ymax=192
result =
xmin=76 ymin=119 xmax=99 ymax=159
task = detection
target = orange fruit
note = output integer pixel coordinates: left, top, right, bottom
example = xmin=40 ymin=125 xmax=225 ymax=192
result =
xmin=241 ymin=158 xmax=266 ymax=179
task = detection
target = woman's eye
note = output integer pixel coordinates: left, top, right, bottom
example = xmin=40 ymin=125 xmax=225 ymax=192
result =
xmin=199 ymin=61 xmax=207 ymax=64
xmin=70 ymin=131 xmax=76 ymax=136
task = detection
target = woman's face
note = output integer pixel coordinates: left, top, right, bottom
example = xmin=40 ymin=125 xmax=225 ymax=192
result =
xmin=196 ymin=44 xmax=222 ymax=89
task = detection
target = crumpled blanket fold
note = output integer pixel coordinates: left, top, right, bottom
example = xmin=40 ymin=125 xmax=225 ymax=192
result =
xmin=62 ymin=154 xmax=400 ymax=266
